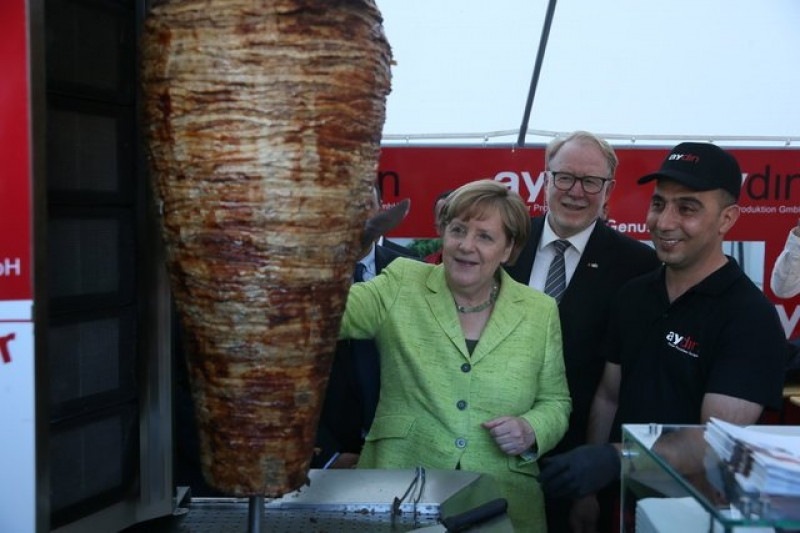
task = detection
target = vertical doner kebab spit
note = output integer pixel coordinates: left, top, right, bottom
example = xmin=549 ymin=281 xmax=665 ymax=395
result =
xmin=141 ymin=0 xmax=392 ymax=496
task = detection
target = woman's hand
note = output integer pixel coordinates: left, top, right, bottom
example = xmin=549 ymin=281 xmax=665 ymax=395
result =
xmin=481 ymin=416 xmax=536 ymax=456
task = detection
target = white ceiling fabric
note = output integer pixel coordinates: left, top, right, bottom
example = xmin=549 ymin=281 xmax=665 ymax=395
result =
xmin=377 ymin=0 xmax=800 ymax=146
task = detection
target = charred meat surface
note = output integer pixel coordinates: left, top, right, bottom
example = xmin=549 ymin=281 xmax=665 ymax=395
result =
xmin=141 ymin=0 xmax=391 ymax=496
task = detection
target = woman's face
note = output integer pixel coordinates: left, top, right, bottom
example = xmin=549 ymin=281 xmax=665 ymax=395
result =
xmin=442 ymin=207 xmax=513 ymax=294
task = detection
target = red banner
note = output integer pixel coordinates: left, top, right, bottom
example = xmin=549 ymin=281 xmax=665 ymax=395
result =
xmin=378 ymin=146 xmax=800 ymax=337
xmin=0 ymin=0 xmax=32 ymax=301
xmin=0 ymin=3 xmax=35 ymax=532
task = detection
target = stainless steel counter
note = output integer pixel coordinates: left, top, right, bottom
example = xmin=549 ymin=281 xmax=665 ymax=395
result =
xmin=152 ymin=469 xmax=514 ymax=532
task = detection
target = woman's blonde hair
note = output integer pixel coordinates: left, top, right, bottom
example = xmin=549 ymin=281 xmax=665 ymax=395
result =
xmin=437 ymin=179 xmax=530 ymax=265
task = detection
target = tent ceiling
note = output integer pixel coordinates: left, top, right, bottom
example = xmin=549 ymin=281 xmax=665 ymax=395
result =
xmin=377 ymin=0 xmax=800 ymax=146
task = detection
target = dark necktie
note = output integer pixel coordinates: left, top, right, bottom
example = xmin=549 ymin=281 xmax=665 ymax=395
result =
xmin=354 ymin=262 xmax=367 ymax=283
xmin=544 ymin=239 xmax=570 ymax=303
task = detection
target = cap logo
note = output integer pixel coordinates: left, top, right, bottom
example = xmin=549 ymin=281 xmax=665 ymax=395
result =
xmin=668 ymin=153 xmax=700 ymax=163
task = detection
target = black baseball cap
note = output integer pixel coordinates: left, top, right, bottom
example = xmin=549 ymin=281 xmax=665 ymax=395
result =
xmin=637 ymin=142 xmax=742 ymax=200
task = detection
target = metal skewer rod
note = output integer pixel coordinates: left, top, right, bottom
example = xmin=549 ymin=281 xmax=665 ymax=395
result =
xmin=247 ymin=496 xmax=264 ymax=533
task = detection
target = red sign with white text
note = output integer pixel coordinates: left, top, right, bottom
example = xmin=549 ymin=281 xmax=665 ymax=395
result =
xmin=0 ymin=3 xmax=36 ymax=532
xmin=378 ymin=146 xmax=800 ymax=338
xmin=0 ymin=0 xmax=32 ymax=302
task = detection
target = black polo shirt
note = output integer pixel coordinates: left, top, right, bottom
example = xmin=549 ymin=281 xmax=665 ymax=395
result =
xmin=605 ymin=258 xmax=786 ymax=441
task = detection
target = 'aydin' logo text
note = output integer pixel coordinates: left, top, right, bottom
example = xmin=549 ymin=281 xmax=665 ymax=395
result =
xmin=665 ymin=331 xmax=700 ymax=358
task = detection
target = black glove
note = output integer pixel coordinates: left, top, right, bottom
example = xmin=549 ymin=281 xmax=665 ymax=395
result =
xmin=539 ymin=443 xmax=620 ymax=499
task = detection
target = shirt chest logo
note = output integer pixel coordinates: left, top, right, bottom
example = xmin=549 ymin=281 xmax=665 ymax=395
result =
xmin=665 ymin=331 xmax=700 ymax=358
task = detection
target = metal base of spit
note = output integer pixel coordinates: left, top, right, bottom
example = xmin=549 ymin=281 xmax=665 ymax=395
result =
xmin=157 ymin=469 xmax=514 ymax=532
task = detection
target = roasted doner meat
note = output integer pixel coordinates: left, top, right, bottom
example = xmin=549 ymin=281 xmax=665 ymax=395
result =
xmin=140 ymin=0 xmax=391 ymax=496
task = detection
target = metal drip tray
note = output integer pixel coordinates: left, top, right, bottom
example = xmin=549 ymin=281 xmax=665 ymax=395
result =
xmin=174 ymin=469 xmax=514 ymax=532
xmin=176 ymin=499 xmax=434 ymax=532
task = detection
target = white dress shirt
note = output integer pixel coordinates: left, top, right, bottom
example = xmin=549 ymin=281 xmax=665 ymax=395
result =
xmin=528 ymin=217 xmax=597 ymax=291
xmin=357 ymin=242 xmax=378 ymax=282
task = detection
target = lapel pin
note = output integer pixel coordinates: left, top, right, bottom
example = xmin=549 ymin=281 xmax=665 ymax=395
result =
xmin=587 ymin=262 xmax=599 ymax=269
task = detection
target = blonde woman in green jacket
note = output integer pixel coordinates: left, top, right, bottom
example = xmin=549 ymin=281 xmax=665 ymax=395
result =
xmin=341 ymin=179 xmax=571 ymax=531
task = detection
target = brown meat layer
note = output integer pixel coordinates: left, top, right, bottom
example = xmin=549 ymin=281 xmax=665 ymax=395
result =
xmin=141 ymin=0 xmax=391 ymax=496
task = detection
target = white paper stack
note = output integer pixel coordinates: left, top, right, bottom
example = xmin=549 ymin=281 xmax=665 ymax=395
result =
xmin=705 ymin=418 xmax=800 ymax=497
xmin=636 ymin=498 xmax=775 ymax=533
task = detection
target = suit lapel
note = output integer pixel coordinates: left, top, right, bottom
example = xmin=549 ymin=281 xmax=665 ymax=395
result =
xmin=529 ymin=216 xmax=546 ymax=269
xmin=375 ymin=245 xmax=391 ymax=273
xmin=505 ymin=216 xmax=545 ymax=283
xmin=375 ymin=242 xmax=416 ymax=274
xmin=425 ymin=268 xmax=471 ymax=360
xmin=560 ymin=223 xmax=610 ymax=305
xmin=471 ymin=272 xmax=524 ymax=363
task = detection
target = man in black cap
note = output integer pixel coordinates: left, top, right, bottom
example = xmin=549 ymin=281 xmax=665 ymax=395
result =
xmin=539 ymin=142 xmax=788 ymax=532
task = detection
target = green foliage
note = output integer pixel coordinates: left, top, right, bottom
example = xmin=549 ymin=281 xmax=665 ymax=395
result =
xmin=408 ymin=238 xmax=441 ymax=258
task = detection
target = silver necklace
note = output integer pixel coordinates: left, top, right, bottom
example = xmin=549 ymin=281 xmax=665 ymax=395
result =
xmin=455 ymin=283 xmax=499 ymax=313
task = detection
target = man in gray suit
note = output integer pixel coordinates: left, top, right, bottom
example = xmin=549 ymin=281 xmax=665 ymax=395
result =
xmin=505 ymin=131 xmax=660 ymax=532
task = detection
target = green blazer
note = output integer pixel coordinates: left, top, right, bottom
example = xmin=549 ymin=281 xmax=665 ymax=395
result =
xmin=341 ymin=258 xmax=571 ymax=531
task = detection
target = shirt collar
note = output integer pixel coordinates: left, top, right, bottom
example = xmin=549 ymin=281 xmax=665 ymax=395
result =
xmin=539 ymin=215 xmax=597 ymax=255
xmin=649 ymin=256 xmax=744 ymax=296
xmin=688 ymin=257 xmax=744 ymax=295
xmin=359 ymin=242 xmax=377 ymax=278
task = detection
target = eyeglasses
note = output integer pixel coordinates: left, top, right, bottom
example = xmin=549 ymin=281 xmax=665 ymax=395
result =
xmin=546 ymin=171 xmax=612 ymax=194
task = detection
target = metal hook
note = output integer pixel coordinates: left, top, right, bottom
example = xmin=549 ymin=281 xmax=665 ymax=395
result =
xmin=391 ymin=466 xmax=426 ymax=525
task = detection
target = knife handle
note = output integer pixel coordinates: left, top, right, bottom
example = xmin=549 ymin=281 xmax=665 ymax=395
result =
xmin=441 ymin=498 xmax=508 ymax=532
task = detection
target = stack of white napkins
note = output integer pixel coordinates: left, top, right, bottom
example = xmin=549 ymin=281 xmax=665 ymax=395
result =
xmin=636 ymin=497 xmax=774 ymax=533
xmin=705 ymin=418 xmax=800 ymax=496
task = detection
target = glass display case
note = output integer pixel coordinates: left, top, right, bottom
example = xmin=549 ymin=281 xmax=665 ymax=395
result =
xmin=621 ymin=424 xmax=800 ymax=533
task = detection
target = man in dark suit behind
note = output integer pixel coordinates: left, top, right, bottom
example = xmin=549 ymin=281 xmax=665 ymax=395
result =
xmin=505 ymin=131 xmax=660 ymax=532
xmin=312 ymin=187 xmax=418 ymax=469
